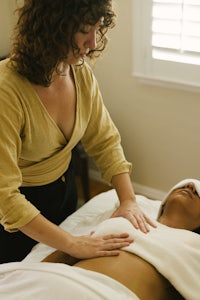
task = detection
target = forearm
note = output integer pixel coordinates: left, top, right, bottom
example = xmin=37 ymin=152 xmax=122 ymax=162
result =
xmin=111 ymin=173 xmax=156 ymax=232
xmin=20 ymin=213 xmax=134 ymax=259
xmin=111 ymin=173 xmax=136 ymax=204
xmin=20 ymin=214 xmax=73 ymax=254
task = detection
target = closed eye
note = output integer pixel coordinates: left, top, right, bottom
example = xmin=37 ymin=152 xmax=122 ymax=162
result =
xmin=79 ymin=26 xmax=91 ymax=34
xmin=79 ymin=19 xmax=103 ymax=35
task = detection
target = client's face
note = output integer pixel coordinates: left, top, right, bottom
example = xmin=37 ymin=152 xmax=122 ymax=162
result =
xmin=162 ymin=182 xmax=200 ymax=231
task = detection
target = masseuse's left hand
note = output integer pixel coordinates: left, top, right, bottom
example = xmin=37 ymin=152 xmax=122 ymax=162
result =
xmin=111 ymin=199 xmax=156 ymax=233
xmin=111 ymin=173 xmax=157 ymax=233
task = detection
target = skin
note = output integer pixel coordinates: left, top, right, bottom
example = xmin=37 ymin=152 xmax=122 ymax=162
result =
xmin=20 ymin=19 xmax=156 ymax=261
xmin=43 ymin=182 xmax=199 ymax=299
xmin=158 ymin=182 xmax=200 ymax=230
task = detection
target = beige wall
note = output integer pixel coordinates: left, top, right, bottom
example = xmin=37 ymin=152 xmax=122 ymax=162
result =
xmin=0 ymin=0 xmax=23 ymax=57
xmin=0 ymin=0 xmax=14 ymax=56
xmin=91 ymin=0 xmax=200 ymax=194
xmin=1 ymin=0 xmax=199 ymax=196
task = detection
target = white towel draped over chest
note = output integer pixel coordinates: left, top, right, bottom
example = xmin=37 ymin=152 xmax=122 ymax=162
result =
xmin=93 ymin=217 xmax=200 ymax=300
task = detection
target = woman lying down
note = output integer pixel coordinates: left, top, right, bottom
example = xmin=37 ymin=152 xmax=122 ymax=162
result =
xmin=0 ymin=179 xmax=199 ymax=300
xmin=43 ymin=179 xmax=200 ymax=300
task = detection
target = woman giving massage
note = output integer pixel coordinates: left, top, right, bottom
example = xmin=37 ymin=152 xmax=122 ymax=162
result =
xmin=43 ymin=178 xmax=200 ymax=300
xmin=0 ymin=0 xmax=155 ymax=264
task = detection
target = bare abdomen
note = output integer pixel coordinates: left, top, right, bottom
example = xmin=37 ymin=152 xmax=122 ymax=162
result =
xmin=74 ymin=250 xmax=183 ymax=300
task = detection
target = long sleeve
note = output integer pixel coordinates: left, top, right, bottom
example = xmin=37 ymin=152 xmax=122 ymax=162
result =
xmin=75 ymin=64 xmax=132 ymax=183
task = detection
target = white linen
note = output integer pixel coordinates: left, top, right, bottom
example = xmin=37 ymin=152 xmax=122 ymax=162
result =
xmin=1 ymin=189 xmax=199 ymax=299
xmin=0 ymin=262 xmax=138 ymax=300
xmin=23 ymin=190 xmax=161 ymax=262
xmin=0 ymin=190 xmax=160 ymax=300
xmin=22 ymin=189 xmax=200 ymax=299
xmin=93 ymin=217 xmax=200 ymax=300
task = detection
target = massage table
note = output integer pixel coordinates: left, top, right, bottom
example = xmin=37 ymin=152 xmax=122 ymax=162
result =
xmin=0 ymin=190 xmax=199 ymax=299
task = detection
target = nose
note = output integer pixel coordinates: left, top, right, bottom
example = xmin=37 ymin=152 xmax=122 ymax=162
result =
xmin=184 ymin=182 xmax=196 ymax=193
xmin=86 ymin=30 xmax=97 ymax=50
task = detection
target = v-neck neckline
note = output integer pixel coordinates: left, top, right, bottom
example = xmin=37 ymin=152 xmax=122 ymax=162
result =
xmin=27 ymin=65 xmax=79 ymax=145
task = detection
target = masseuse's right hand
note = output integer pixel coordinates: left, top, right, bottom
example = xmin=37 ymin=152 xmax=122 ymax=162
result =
xmin=20 ymin=214 xmax=133 ymax=260
xmin=67 ymin=232 xmax=133 ymax=259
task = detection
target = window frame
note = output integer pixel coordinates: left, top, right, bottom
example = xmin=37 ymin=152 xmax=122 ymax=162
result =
xmin=132 ymin=0 xmax=200 ymax=91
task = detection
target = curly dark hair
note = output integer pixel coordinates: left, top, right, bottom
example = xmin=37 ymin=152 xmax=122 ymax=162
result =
xmin=10 ymin=0 xmax=116 ymax=86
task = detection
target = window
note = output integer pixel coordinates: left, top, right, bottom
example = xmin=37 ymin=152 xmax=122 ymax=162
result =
xmin=133 ymin=0 xmax=200 ymax=89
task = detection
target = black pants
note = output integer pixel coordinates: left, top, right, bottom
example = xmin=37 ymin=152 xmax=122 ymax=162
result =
xmin=0 ymin=164 xmax=77 ymax=263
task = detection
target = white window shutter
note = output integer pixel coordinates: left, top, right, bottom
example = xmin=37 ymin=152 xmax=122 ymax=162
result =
xmin=152 ymin=0 xmax=200 ymax=65
xmin=133 ymin=0 xmax=200 ymax=89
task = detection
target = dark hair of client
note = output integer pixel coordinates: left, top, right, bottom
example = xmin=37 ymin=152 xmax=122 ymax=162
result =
xmin=9 ymin=0 xmax=116 ymax=86
xmin=193 ymin=227 xmax=200 ymax=235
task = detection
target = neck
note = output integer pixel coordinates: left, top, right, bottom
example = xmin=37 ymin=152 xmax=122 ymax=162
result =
xmin=159 ymin=216 xmax=200 ymax=234
xmin=50 ymin=64 xmax=71 ymax=86
xmin=54 ymin=63 xmax=71 ymax=78
xmin=158 ymin=214 xmax=189 ymax=230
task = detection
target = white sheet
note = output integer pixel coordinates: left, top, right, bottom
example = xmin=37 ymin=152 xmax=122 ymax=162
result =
xmin=1 ymin=190 xmax=157 ymax=300
xmin=0 ymin=262 xmax=138 ymax=300
xmin=23 ymin=190 xmax=161 ymax=262
xmin=4 ymin=190 xmax=192 ymax=300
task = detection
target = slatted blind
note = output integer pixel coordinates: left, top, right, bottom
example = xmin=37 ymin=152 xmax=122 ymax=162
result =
xmin=152 ymin=0 xmax=200 ymax=65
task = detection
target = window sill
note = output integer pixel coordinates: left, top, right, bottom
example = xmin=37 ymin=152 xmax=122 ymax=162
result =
xmin=132 ymin=73 xmax=200 ymax=94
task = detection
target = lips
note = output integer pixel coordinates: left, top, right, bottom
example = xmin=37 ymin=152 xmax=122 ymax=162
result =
xmin=178 ymin=189 xmax=194 ymax=199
